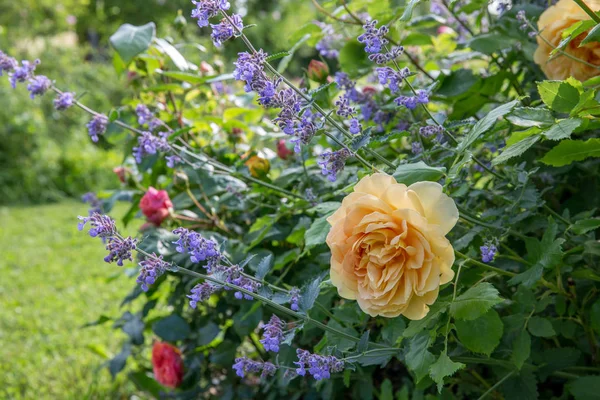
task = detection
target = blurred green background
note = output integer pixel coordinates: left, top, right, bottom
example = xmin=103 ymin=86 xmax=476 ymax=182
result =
xmin=0 ymin=0 xmax=317 ymax=398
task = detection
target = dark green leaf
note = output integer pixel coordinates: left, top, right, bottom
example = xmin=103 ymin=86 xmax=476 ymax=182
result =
xmin=255 ymin=254 xmax=273 ymax=280
xmin=393 ymin=161 xmax=446 ymax=185
xmin=508 ymin=264 xmax=543 ymax=287
xmin=458 ymin=100 xmax=519 ymax=152
xmin=542 ymin=118 xmax=583 ymax=140
xmin=353 ymin=348 xmax=400 ymax=367
xmin=380 ymin=379 xmax=394 ymax=400
xmin=572 ymin=218 xmax=600 ymax=234
xmin=492 ymin=135 xmax=540 ymax=166
xmin=357 ymin=331 xmax=370 ymax=353
xmin=528 ymin=316 xmax=556 ymax=337
xmin=404 ymin=301 xmax=448 ymax=337
xmin=152 ymin=314 xmax=191 ymax=342
xmin=568 ymin=376 xmax=600 ymax=400
xmin=501 ymin=370 xmax=539 ymax=400
xmin=197 ymin=322 xmax=221 ymax=346
xmin=507 ymin=107 xmax=555 ymax=128
xmin=299 ymin=274 xmax=323 ymax=312
xmin=455 ymin=309 xmax=503 ymax=355
xmin=538 ymin=80 xmax=580 ymax=113
xmin=305 ymin=216 xmax=331 ymax=249
xmin=429 ymin=352 xmax=465 ymax=392
xmin=109 ymin=342 xmax=131 ymax=378
xmin=350 ymin=127 xmax=372 ymax=151
xmin=581 ymin=23 xmax=600 ymax=46
xmin=512 ymin=329 xmax=531 ymax=370
xmin=382 ymin=318 xmax=406 ymax=345
xmin=450 ymin=283 xmax=503 ymax=321
xmin=405 ymin=332 xmax=435 ymax=383
xmin=541 ymin=138 xmax=600 ymax=166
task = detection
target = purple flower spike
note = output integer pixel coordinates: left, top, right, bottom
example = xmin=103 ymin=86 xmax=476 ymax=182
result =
xmin=294 ymin=349 xmax=344 ymax=381
xmin=77 ymin=213 xmax=117 ymax=239
xmin=27 ymin=75 xmax=51 ymax=99
xmin=289 ymin=287 xmax=301 ymax=311
xmin=86 ymin=114 xmax=108 ymax=142
xmin=104 ymin=236 xmax=138 ymax=266
xmin=9 ymin=59 xmax=39 ymax=88
xmin=260 ymin=315 xmax=285 ymax=352
xmin=318 ymin=149 xmax=352 ymax=182
xmin=137 ymin=254 xmax=168 ymax=291
xmin=54 ymin=92 xmax=75 ymax=110
xmin=188 ymin=282 xmax=219 ymax=308
xmin=0 ymin=51 xmax=18 ymax=76
xmin=480 ymin=244 xmax=498 ymax=263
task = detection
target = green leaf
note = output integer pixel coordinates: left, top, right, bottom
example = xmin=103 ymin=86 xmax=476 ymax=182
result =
xmin=339 ymin=40 xmax=371 ymax=77
xmin=528 ymin=316 xmax=556 ymax=337
xmin=109 ymin=23 xmax=156 ymax=64
xmin=278 ymin=34 xmax=310 ymax=73
xmin=511 ymin=330 xmax=531 ymax=370
xmin=128 ymin=371 xmax=164 ymax=398
xmin=109 ymin=343 xmax=131 ymax=378
xmin=160 ymin=71 xmax=207 ymax=85
xmin=469 ymin=33 xmax=516 ymax=54
xmin=542 ymin=118 xmax=583 ymax=140
xmin=266 ymin=51 xmax=291 ymax=62
xmin=357 ymin=330 xmax=370 ymax=353
xmin=501 ymin=370 xmax=539 ymax=400
xmin=325 ymin=320 xmax=358 ymax=352
xmin=350 ymin=127 xmax=372 ymax=150
xmin=591 ymin=300 xmax=600 ymax=334
xmin=299 ymin=274 xmax=323 ymax=312
xmin=197 ymin=322 xmax=221 ymax=346
xmin=380 ymin=379 xmax=394 ymax=400
xmin=541 ymin=138 xmax=600 ymax=166
xmin=506 ymin=127 xmax=541 ymax=146
xmin=508 ymin=264 xmax=544 ymax=287
xmin=154 ymin=37 xmax=188 ymax=71
xmin=568 ymin=376 xmax=600 ymax=400
xmin=399 ymin=0 xmax=421 ymax=21
xmin=437 ymin=69 xmax=479 ymax=97
xmin=381 ymin=318 xmax=406 ymax=345
xmin=507 ymin=107 xmax=555 ymax=128
xmin=449 ymin=283 xmax=503 ymax=321
xmin=405 ymin=332 xmax=435 ymax=383
xmin=538 ymin=80 xmax=581 ymax=113
xmin=581 ymin=23 xmax=600 ymax=46
xmin=152 ymin=314 xmax=191 ymax=342
xmin=492 ymin=135 xmax=540 ymax=166
xmin=403 ymin=301 xmax=448 ymax=337
xmin=458 ymin=100 xmax=519 ymax=152
xmin=455 ymin=309 xmax=503 ymax=355
xmin=393 ymin=161 xmax=446 ymax=185
xmin=255 ymin=254 xmax=273 ymax=280
xmin=305 ymin=216 xmax=331 ymax=249
xmin=429 ymin=352 xmax=466 ymax=392
xmin=354 ymin=348 xmax=400 ymax=366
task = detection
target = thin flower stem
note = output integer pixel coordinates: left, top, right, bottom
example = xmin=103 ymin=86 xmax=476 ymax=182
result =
xmin=476 ymin=370 xmax=515 ymax=400
xmin=454 ymin=250 xmax=516 ymax=277
xmin=221 ymin=11 xmax=394 ymax=172
xmin=573 ymin=0 xmax=600 ymax=23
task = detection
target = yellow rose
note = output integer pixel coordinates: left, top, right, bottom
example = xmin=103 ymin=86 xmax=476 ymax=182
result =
xmin=534 ymin=0 xmax=600 ymax=81
xmin=326 ymin=173 xmax=458 ymax=320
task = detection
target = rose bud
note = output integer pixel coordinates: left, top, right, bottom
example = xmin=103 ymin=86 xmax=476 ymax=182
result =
xmin=113 ymin=166 xmax=126 ymax=183
xmin=362 ymin=86 xmax=378 ymax=96
xmin=307 ymin=60 xmax=330 ymax=83
xmin=277 ymin=139 xmax=293 ymax=160
xmin=200 ymin=61 xmax=215 ymax=75
xmin=245 ymin=155 xmax=270 ymax=178
xmin=139 ymin=187 xmax=173 ymax=226
xmin=152 ymin=342 xmax=184 ymax=388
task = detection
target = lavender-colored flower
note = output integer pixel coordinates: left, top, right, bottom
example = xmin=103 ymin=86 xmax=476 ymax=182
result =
xmin=10 ymin=59 xmax=39 ymax=88
xmin=104 ymin=236 xmax=138 ymax=266
xmin=318 ymin=149 xmax=351 ymax=182
xmin=411 ymin=141 xmax=423 ymax=155
xmin=0 ymin=51 xmax=18 ymax=76
xmin=516 ymin=10 xmax=529 ymax=30
xmin=419 ymin=125 xmax=443 ymax=138
xmin=480 ymin=244 xmax=497 ymax=263
xmin=133 ymin=131 xmax=171 ymax=163
xmin=260 ymin=315 xmax=285 ymax=352
xmin=54 ymin=92 xmax=75 ymax=110
xmin=376 ymin=67 xmax=410 ymax=93
xmin=173 ymin=227 xmax=221 ymax=271
xmin=227 ymin=266 xmax=261 ymax=300
xmin=233 ymin=357 xmax=276 ymax=378
xmin=289 ymin=115 xmax=316 ymax=153
xmin=188 ymin=282 xmax=219 ymax=308
xmin=82 ymin=192 xmax=103 ymax=215
xmin=135 ymin=104 xmax=159 ymax=129
xmin=315 ymin=22 xmax=342 ymax=59
xmin=358 ymin=20 xmax=389 ymax=54
xmin=166 ymin=155 xmax=182 ymax=168
xmin=349 ymin=118 xmax=362 ymax=135
xmin=86 ymin=114 xmax=108 ymax=142
xmin=335 ymin=93 xmax=356 ymax=117
xmin=77 ymin=213 xmax=117 ymax=239
xmin=26 ymin=75 xmax=51 ymax=99
xmin=210 ymin=14 xmax=243 ymax=47
xmin=369 ymin=46 xmax=404 ymax=64
xmin=416 ymin=89 xmax=429 ymax=104
xmin=334 ymin=72 xmax=355 ymax=91
xmin=191 ymin=0 xmax=230 ymax=27
xmin=289 ymin=287 xmax=300 ymax=311
xmin=294 ymin=349 xmax=344 ymax=381
xmin=137 ymin=254 xmax=168 ymax=291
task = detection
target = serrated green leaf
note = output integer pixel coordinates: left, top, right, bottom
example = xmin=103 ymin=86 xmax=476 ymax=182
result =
xmin=393 ymin=161 xmax=446 ymax=185
xmin=492 ymin=134 xmax=540 ymax=166
xmin=266 ymin=51 xmax=291 ymax=62
xmin=455 ymin=309 xmax=503 ymax=355
xmin=429 ymin=352 xmax=466 ymax=392
xmin=508 ymin=263 xmax=544 ymax=287
xmin=404 ymin=301 xmax=448 ymax=337
xmin=405 ymin=332 xmax=435 ymax=383
xmin=298 ymin=274 xmax=323 ymax=313
xmin=382 ymin=318 xmax=406 ymax=345
xmin=255 ymin=254 xmax=273 ymax=280
xmin=501 ymin=370 xmax=539 ymax=400
xmin=541 ymin=138 xmax=600 ymax=166
xmin=538 ymin=80 xmax=581 ymax=113
xmin=568 ymin=376 xmax=600 ymax=399
xmin=542 ymin=118 xmax=582 ymax=140
xmin=305 ymin=216 xmax=331 ymax=249
xmin=528 ymin=316 xmax=556 ymax=337
xmin=458 ymin=100 xmax=519 ymax=152
xmin=450 ymin=283 xmax=503 ymax=320
xmin=506 ymin=127 xmax=542 ymax=146
xmin=512 ymin=330 xmax=531 ymax=370
xmin=507 ymin=107 xmax=555 ymax=128
xmin=354 ymin=348 xmax=399 ymax=366
xmin=357 ymin=330 xmax=370 ymax=353
xmin=152 ymin=314 xmax=190 ymax=342
xmin=350 ymin=127 xmax=372 ymax=151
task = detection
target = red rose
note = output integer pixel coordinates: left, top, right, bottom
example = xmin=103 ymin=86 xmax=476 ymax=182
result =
xmin=277 ymin=139 xmax=293 ymax=160
xmin=140 ymin=187 xmax=173 ymax=226
xmin=362 ymin=86 xmax=378 ymax=96
xmin=113 ymin=166 xmax=126 ymax=183
xmin=152 ymin=342 xmax=184 ymax=388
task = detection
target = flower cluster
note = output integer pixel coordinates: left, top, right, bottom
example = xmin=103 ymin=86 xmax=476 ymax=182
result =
xmin=411 ymin=141 xmax=423 ymax=155
xmin=289 ymin=287 xmax=300 ymax=311
xmin=358 ymin=20 xmax=404 ymax=64
xmin=0 ymin=50 xmax=18 ymax=76
xmin=26 ymin=75 xmax=51 ymax=99
xmin=86 ymin=114 xmax=108 ymax=142
xmin=315 ymin=22 xmax=343 ymax=59
xmin=135 ymin=104 xmax=161 ymax=130
xmin=9 ymin=59 xmax=39 ymax=88
xmin=104 ymin=236 xmax=138 ymax=266
xmin=334 ymin=72 xmax=363 ymax=135
xmin=54 ymin=92 xmax=75 ymax=110
xmin=82 ymin=192 xmax=103 ymax=215
xmin=188 ymin=282 xmax=219 ymax=308
xmin=294 ymin=349 xmax=344 ymax=381
xmin=226 ymin=265 xmax=262 ymax=300
xmin=191 ymin=0 xmax=230 ymax=27
xmin=137 ymin=254 xmax=169 ymax=291
xmin=166 ymin=155 xmax=182 ymax=168
xmin=419 ymin=124 xmax=443 ymax=138
xmin=318 ymin=149 xmax=351 ymax=182
xmin=211 ymin=14 xmax=244 ymax=47
xmin=260 ymin=315 xmax=285 ymax=352
xmin=480 ymin=243 xmax=498 ymax=263
xmin=77 ymin=213 xmax=117 ymax=239
xmin=173 ymin=227 xmax=221 ymax=270
xmin=133 ymin=131 xmax=171 ymax=164
xmin=191 ymin=0 xmax=243 ymax=47
xmin=376 ymin=66 xmax=410 ymax=93
xmin=395 ymin=89 xmax=429 ymax=110
xmin=233 ymin=357 xmax=277 ymax=378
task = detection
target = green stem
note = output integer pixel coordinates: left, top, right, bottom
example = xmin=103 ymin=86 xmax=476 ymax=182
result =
xmin=573 ymin=0 xmax=600 ymax=23
xmin=476 ymin=371 xmax=515 ymax=400
xmin=454 ymin=250 xmax=516 ymax=277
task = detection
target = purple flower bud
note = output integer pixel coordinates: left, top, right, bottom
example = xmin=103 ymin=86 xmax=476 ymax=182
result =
xmin=188 ymin=282 xmax=219 ymax=308
xmin=260 ymin=315 xmax=285 ymax=352
xmin=104 ymin=236 xmax=138 ymax=266
xmin=173 ymin=227 xmax=222 ymax=271
xmin=77 ymin=213 xmax=117 ymax=239
xmin=86 ymin=114 xmax=108 ymax=142
xmin=9 ymin=59 xmax=39 ymax=88
xmin=54 ymin=92 xmax=75 ymax=110
xmin=26 ymin=75 xmax=51 ymax=99
xmin=411 ymin=141 xmax=423 ymax=155
xmin=0 ymin=51 xmax=18 ymax=76
xmin=191 ymin=0 xmax=230 ymax=28
xmin=349 ymin=118 xmax=362 ymax=135
xmin=137 ymin=254 xmax=168 ymax=291
xmin=318 ymin=149 xmax=351 ymax=182
xmin=480 ymin=244 xmax=497 ymax=263
xmin=289 ymin=287 xmax=301 ymax=311
xmin=133 ymin=131 xmax=171 ymax=164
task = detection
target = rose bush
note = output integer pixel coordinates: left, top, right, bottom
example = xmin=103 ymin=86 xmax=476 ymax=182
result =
xmin=4 ymin=0 xmax=600 ymax=399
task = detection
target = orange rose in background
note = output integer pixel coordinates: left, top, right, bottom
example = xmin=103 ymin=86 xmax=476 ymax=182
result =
xmin=534 ymin=0 xmax=600 ymax=81
xmin=326 ymin=174 xmax=458 ymax=320
xmin=152 ymin=342 xmax=184 ymax=388
xmin=245 ymin=155 xmax=270 ymax=178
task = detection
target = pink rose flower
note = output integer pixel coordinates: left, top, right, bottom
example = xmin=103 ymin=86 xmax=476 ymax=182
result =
xmin=140 ymin=187 xmax=173 ymax=226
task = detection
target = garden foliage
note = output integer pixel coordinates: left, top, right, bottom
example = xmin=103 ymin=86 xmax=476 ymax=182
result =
xmin=3 ymin=0 xmax=600 ymax=398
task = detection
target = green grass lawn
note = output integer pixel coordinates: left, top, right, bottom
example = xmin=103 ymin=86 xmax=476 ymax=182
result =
xmin=0 ymin=201 xmax=142 ymax=399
